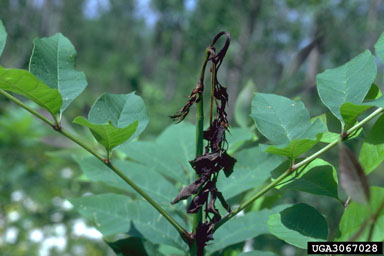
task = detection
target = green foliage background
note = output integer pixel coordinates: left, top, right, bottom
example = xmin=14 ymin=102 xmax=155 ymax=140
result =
xmin=1 ymin=0 xmax=384 ymax=255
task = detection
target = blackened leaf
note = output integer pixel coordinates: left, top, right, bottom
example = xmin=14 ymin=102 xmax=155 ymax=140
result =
xmin=207 ymin=189 xmax=221 ymax=222
xmin=221 ymin=151 xmax=236 ymax=177
xmin=170 ymin=177 xmax=205 ymax=205
xmin=187 ymin=188 xmax=209 ymax=213
xmin=339 ymin=144 xmax=370 ymax=204
xmin=170 ymin=82 xmax=202 ymax=123
xmin=189 ymin=152 xmax=220 ymax=175
xmin=216 ymin=190 xmax=231 ymax=213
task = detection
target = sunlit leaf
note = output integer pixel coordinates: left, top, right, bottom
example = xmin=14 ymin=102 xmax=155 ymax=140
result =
xmin=251 ymin=93 xmax=326 ymax=158
xmin=0 ymin=66 xmax=62 ymax=117
xmin=274 ymin=158 xmax=338 ymax=199
xmin=268 ymin=203 xmax=328 ymax=249
xmin=339 ymin=144 xmax=370 ymax=204
xmin=88 ymin=92 xmax=148 ymax=141
xmin=317 ymin=50 xmax=377 ymax=123
xmin=29 ymin=33 xmax=88 ymax=113
xmin=73 ymin=116 xmax=138 ymax=152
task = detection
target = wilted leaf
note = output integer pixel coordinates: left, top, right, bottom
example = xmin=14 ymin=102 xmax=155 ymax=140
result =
xmin=170 ymin=177 xmax=205 ymax=205
xmin=339 ymin=144 xmax=370 ymax=204
xmin=29 ymin=33 xmax=87 ymax=113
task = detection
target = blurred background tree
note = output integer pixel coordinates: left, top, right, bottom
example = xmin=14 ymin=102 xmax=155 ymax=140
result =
xmin=0 ymin=0 xmax=384 ymax=255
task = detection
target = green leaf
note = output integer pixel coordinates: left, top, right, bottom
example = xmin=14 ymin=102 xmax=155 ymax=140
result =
xmin=359 ymin=115 xmax=384 ymax=174
xmin=70 ymin=193 xmax=187 ymax=251
xmin=264 ymin=125 xmax=324 ymax=158
xmin=339 ymin=84 xmax=383 ymax=130
xmin=226 ymin=127 xmax=257 ymax=155
xmin=268 ymin=203 xmax=328 ymax=249
xmin=337 ymin=186 xmax=384 ymax=241
xmin=119 ymin=123 xmax=195 ymax=184
xmin=235 ymin=79 xmax=256 ymax=128
xmin=70 ymin=193 xmax=132 ymax=236
xmin=275 ymin=158 xmax=338 ymax=199
xmin=73 ymin=156 xmax=178 ymax=206
xmin=251 ymin=93 xmax=326 ymax=158
xmin=73 ymin=116 xmax=138 ymax=152
xmin=0 ymin=19 xmax=6 ymax=57
xmin=375 ymin=32 xmax=384 ymax=64
xmin=340 ymin=103 xmax=371 ymax=129
xmin=216 ymin=147 xmax=285 ymax=199
xmin=316 ymin=50 xmax=377 ymax=122
xmin=88 ymin=92 xmax=148 ymax=141
xmin=206 ymin=204 xmax=290 ymax=253
xmin=339 ymin=144 xmax=370 ymax=204
xmin=239 ymin=251 xmax=279 ymax=256
xmin=29 ymin=33 xmax=87 ymax=113
xmin=0 ymin=66 xmax=62 ymax=117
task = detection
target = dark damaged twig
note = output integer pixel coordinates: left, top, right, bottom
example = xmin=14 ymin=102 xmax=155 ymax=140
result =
xmin=170 ymin=31 xmax=233 ymax=255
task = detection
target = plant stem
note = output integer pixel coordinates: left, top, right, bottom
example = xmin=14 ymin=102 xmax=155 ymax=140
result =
xmin=209 ymin=61 xmax=216 ymax=127
xmin=214 ymin=107 xmax=384 ymax=231
xmin=0 ymin=89 xmax=53 ymax=125
xmin=0 ymin=89 xmax=190 ymax=241
xmin=191 ymin=49 xmax=211 ymax=256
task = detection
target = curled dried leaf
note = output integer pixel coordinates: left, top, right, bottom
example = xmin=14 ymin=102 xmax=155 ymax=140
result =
xmin=169 ymin=82 xmax=203 ymax=123
xmin=187 ymin=186 xmax=210 ymax=213
xmin=170 ymin=177 xmax=206 ymax=205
